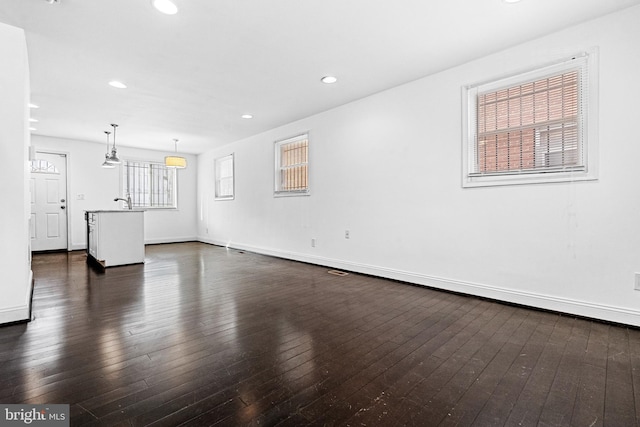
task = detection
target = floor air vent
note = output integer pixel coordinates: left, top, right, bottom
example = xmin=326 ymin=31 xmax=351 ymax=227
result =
xmin=328 ymin=270 xmax=349 ymax=277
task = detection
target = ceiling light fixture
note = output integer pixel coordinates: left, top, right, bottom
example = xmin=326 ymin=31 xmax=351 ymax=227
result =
xmin=29 ymin=103 xmax=39 ymax=109
xmin=152 ymin=0 xmax=178 ymax=15
xmin=106 ymin=124 xmax=122 ymax=164
xmin=29 ymin=118 xmax=39 ymax=123
xmin=321 ymin=75 xmax=338 ymax=84
xmin=108 ymin=80 xmax=127 ymax=89
xmin=165 ymin=139 xmax=187 ymax=169
xmin=241 ymin=114 xmax=253 ymax=119
xmin=101 ymin=130 xmax=116 ymax=168
xmin=29 ymin=127 xmax=37 ymax=132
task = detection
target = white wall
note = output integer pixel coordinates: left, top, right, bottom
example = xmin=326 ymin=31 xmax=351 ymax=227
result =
xmin=32 ymin=135 xmax=198 ymax=249
xmin=0 ymin=23 xmax=31 ymax=324
xmin=198 ymin=6 xmax=640 ymax=326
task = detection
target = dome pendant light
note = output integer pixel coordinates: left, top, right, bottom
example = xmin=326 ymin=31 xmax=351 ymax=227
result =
xmin=107 ymin=123 xmax=122 ymax=164
xmin=165 ymin=139 xmax=187 ymax=169
xmin=101 ymin=130 xmax=116 ymax=168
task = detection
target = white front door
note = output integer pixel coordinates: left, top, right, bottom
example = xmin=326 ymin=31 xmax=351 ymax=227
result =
xmin=30 ymin=152 xmax=68 ymax=251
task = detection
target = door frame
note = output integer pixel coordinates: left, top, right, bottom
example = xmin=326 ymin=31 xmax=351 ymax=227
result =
xmin=31 ymin=149 xmax=72 ymax=252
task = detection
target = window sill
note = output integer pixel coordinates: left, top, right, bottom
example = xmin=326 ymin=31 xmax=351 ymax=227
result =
xmin=462 ymin=170 xmax=597 ymax=188
xmin=274 ymin=190 xmax=310 ymax=198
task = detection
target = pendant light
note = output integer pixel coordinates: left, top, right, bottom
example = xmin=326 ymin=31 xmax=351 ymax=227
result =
xmin=101 ymin=130 xmax=115 ymax=168
xmin=165 ymin=139 xmax=187 ymax=169
xmin=106 ymin=123 xmax=121 ymax=164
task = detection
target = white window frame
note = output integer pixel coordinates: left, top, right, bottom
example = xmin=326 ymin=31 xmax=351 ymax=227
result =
xmin=121 ymin=159 xmax=177 ymax=209
xmin=29 ymin=159 xmax=60 ymax=174
xmin=274 ymin=133 xmax=310 ymax=196
xmin=462 ymin=50 xmax=598 ymax=188
xmin=214 ymin=153 xmax=235 ymax=200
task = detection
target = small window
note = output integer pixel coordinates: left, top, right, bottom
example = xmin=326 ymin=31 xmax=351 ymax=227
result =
xmin=275 ymin=133 xmax=309 ymax=195
xmin=122 ymin=160 xmax=177 ymax=208
xmin=215 ymin=154 xmax=234 ymax=200
xmin=30 ymin=159 xmax=60 ymax=174
xmin=462 ymin=51 xmax=598 ymax=187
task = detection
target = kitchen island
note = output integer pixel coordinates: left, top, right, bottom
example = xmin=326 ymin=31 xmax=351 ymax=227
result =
xmin=85 ymin=210 xmax=145 ymax=268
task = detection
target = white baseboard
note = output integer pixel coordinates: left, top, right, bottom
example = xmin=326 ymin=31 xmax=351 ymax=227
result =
xmin=70 ymin=236 xmax=198 ymax=251
xmin=0 ymin=270 xmax=33 ymax=325
xmin=144 ymin=236 xmax=198 ymax=245
xmin=199 ymin=238 xmax=640 ymax=327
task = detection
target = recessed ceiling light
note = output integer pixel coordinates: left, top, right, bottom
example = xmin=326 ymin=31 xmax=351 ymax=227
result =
xmin=29 ymin=103 xmax=39 ymax=109
xmin=108 ymin=80 xmax=127 ymax=89
xmin=29 ymin=127 xmax=37 ymax=131
xmin=29 ymin=118 xmax=39 ymax=123
xmin=152 ymin=0 xmax=178 ymax=15
xmin=321 ymin=76 xmax=338 ymax=84
xmin=241 ymin=114 xmax=253 ymax=119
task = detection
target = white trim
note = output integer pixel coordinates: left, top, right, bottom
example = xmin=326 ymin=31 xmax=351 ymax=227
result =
xmin=72 ymin=236 xmax=198 ymax=250
xmin=199 ymin=238 xmax=640 ymax=327
xmin=33 ymin=149 xmax=72 ymax=250
xmin=214 ymin=153 xmax=235 ymax=201
xmin=0 ymin=304 xmax=31 ymax=324
xmin=144 ymin=236 xmax=198 ymax=245
xmin=121 ymin=159 xmax=178 ymax=209
xmin=0 ymin=270 xmax=33 ymax=325
xmin=274 ymin=132 xmax=310 ymax=196
xmin=462 ymin=49 xmax=599 ymax=188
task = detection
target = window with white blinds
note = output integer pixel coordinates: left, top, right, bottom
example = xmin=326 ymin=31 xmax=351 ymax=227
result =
xmin=462 ymin=52 xmax=598 ymax=187
xmin=215 ymin=154 xmax=234 ymax=200
xmin=122 ymin=160 xmax=177 ymax=208
xmin=275 ymin=134 xmax=309 ymax=195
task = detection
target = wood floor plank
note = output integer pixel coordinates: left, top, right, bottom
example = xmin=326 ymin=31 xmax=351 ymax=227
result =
xmin=536 ymin=318 xmax=590 ymax=426
xmin=0 ymin=243 xmax=636 ymax=426
xmin=628 ymin=328 xmax=640 ymax=425
xmin=603 ymin=326 xmax=636 ymax=426
xmin=502 ymin=315 xmax=572 ymax=426
xmin=392 ymin=308 xmax=527 ymax=426
xmin=470 ymin=312 xmax=552 ymax=426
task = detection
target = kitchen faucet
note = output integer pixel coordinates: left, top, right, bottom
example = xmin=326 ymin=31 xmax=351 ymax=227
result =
xmin=114 ymin=194 xmax=132 ymax=210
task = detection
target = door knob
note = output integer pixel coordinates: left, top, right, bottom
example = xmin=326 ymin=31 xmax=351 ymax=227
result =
xmin=60 ymin=206 xmax=66 ymax=210
xmin=60 ymin=198 xmax=66 ymax=203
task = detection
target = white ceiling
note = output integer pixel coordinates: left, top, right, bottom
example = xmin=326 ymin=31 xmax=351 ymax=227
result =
xmin=1 ymin=0 xmax=639 ymax=154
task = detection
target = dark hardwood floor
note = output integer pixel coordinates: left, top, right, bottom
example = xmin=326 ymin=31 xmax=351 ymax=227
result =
xmin=2 ymin=242 xmax=639 ymax=426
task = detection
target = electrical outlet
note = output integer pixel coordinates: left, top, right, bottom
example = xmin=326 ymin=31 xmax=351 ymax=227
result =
xmin=345 ymin=230 xmax=350 ymax=239
xmin=635 ymin=273 xmax=640 ymax=290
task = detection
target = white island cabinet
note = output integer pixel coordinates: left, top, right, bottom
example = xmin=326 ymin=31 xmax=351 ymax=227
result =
xmin=85 ymin=210 xmax=145 ymax=268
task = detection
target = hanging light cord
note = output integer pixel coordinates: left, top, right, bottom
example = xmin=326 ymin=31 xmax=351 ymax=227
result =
xmin=104 ymin=131 xmax=111 ymax=152
xmin=111 ymin=124 xmax=118 ymax=150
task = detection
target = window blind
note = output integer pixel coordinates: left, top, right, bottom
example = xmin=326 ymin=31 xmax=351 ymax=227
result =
xmin=473 ymin=67 xmax=584 ymax=176
xmin=275 ymin=134 xmax=308 ymax=193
